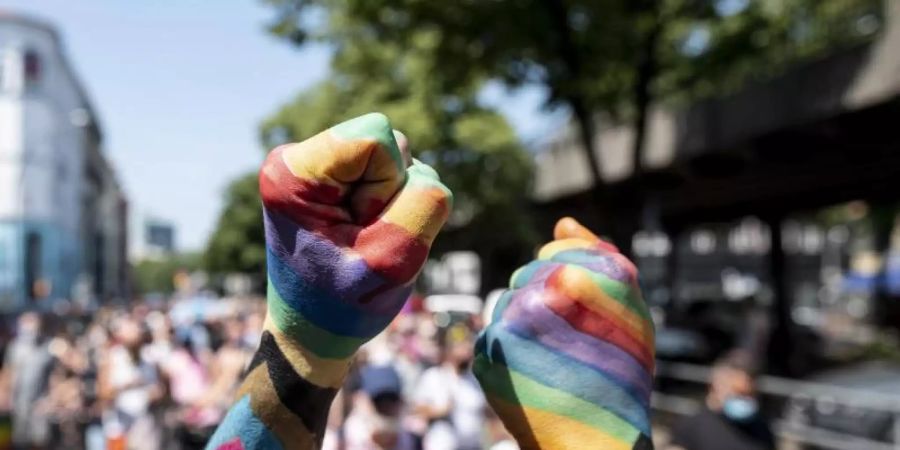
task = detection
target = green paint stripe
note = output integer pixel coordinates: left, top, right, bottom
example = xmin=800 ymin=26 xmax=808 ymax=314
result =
xmin=506 ymin=260 xmax=650 ymax=323
xmin=405 ymin=171 xmax=453 ymax=204
xmin=474 ymin=355 xmax=640 ymax=443
xmin=567 ymin=264 xmax=651 ymax=322
xmin=409 ymin=159 xmax=439 ymax=180
xmin=329 ymin=113 xmax=404 ymax=173
xmin=266 ymin=279 xmax=365 ymax=359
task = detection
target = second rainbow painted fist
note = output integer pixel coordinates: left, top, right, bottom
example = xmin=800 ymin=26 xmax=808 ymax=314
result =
xmin=474 ymin=218 xmax=655 ymax=450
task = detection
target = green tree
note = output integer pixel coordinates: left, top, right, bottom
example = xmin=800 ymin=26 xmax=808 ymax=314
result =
xmin=133 ymin=252 xmax=202 ymax=294
xmin=263 ymin=0 xmax=883 ymax=251
xmin=204 ymin=173 xmax=266 ymax=280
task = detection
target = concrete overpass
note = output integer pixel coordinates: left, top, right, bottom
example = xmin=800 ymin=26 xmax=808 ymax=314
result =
xmin=533 ymin=1 xmax=900 ymax=228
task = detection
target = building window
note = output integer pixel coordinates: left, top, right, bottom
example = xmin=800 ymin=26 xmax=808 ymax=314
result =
xmin=25 ymin=232 xmax=42 ymax=301
xmin=24 ymin=49 xmax=41 ymax=85
xmin=690 ymin=229 xmax=717 ymax=255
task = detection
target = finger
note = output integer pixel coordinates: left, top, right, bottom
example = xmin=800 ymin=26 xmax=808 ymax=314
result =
xmin=537 ymin=238 xmax=598 ymax=260
xmin=554 ymin=217 xmax=600 ymax=241
xmin=393 ymin=130 xmax=413 ymax=166
xmin=352 ymin=129 xmax=414 ymax=224
xmin=384 ymin=160 xmax=453 ymax=246
xmin=276 ymin=113 xmax=407 ymax=222
xmin=554 ymin=217 xmax=619 ymax=252
xmin=354 ymin=160 xmax=453 ymax=284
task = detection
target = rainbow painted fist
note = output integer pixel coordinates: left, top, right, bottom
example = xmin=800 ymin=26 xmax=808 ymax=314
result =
xmin=207 ymin=113 xmax=452 ymax=450
xmin=474 ymin=218 xmax=655 ymax=450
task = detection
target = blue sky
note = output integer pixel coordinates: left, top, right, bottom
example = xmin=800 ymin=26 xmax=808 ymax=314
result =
xmin=4 ymin=1 xmax=555 ymax=252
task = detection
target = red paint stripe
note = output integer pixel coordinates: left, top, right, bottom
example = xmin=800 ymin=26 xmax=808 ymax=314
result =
xmin=355 ymin=197 xmax=390 ymax=226
xmin=354 ymin=220 xmax=428 ymax=285
xmin=544 ymin=270 xmax=654 ymax=371
xmin=259 ymin=147 xmax=347 ymax=226
xmin=215 ymin=438 xmax=245 ymax=450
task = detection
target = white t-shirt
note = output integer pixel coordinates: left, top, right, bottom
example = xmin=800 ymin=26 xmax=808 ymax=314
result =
xmin=108 ymin=346 xmax=155 ymax=419
xmin=414 ymin=366 xmax=486 ymax=450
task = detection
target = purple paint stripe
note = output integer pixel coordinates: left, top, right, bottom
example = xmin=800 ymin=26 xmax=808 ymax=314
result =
xmin=511 ymin=262 xmax=559 ymax=289
xmin=264 ymin=208 xmax=404 ymax=314
xmin=549 ymin=249 xmax=632 ymax=282
xmin=501 ymin=285 xmax=653 ymax=401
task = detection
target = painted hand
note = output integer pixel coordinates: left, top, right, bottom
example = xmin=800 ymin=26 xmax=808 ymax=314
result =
xmin=207 ymin=113 xmax=452 ymax=450
xmin=474 ymin=218 xmax=655 ymax=450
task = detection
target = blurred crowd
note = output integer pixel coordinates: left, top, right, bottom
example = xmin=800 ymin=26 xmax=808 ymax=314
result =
xmin=0 ymin=295 xmax=514 ymax=450
xmin=322 ymin=297 xmax=515 ymax=450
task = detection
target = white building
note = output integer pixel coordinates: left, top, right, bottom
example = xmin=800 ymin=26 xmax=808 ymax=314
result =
xmin=0 ymin=13 xmax=127 ymax=311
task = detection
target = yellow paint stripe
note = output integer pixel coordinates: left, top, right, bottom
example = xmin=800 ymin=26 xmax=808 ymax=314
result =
xmin=378 ymin=186 xmax=450 ymax=245
xmin=487 ymin=396 xmax=633 ymax=450
xmin=238 ymin=363 xmax=317 ymax=450
xmin=537 ymin=238 xmax=597 ymax=260
xmin=263 ymin=318 xmax=352 ymax=389
xmin=281 ymin=131 xmax=376 ymax=185
xmin=552 ymin=265 xmax=653 ymax=343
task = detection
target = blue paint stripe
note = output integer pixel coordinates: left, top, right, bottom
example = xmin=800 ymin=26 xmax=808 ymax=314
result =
xmin=481 ymin=325 xmax=651 ymax=434
xmin=267 ymin=248 xmax=397 ymax=338
xmin=503 ymin=319 xmax=652 ymax=403
xmin=205 ymin=395 xmax=285 ymax=450
xmin=510 ymin=260 xmax=556 ymax=289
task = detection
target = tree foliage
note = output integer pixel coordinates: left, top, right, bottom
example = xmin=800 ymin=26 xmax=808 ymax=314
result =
xmin=265 ymin=0 xmax=882 ymax=115
xmin=133 ymin=252 xmax=202 ymax=295
xmin=204 ymin=173 xmax=266 ymax=278
xmin=260 ymin=0 xmax=882 ymax=255
xmin=657 ymin=0 xmax=884 ymax=102
xmin=206 ymin=0 xmax=883 ymax=279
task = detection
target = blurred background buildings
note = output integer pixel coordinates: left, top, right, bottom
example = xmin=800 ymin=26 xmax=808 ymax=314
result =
xmin=0 ymin=14 xmax=127 ymax=312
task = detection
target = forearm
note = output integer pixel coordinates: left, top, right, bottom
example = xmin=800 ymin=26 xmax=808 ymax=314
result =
xmin=207 ymin=113 xmax=450 ymax=450
xmin=206 ymin=307 xmax=353 ymax=450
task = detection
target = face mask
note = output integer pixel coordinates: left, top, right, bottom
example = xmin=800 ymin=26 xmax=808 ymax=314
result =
xmin=723 ymin=396 xmax=758 ymax=422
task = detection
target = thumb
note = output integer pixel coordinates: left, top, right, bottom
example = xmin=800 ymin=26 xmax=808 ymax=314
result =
xmin=553 ymin=217 xmax=619 ymax=253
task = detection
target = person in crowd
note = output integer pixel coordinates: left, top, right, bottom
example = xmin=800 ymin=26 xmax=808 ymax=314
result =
xmin=413 ymin=324 xmax=486 ymax=450
xmin=100 ymin=316 xmax=165 ymax=450
xmin=164 ymin=329 xmax=216 ymax=449
xmin=41 ymin=332 xmax=89 ymax=449
xmin=669 ymin=351 xmax=774 ymax=450
xmin=1 ymin=312 xmax=55 ymax=450
xmin=204 ymin=317 xmax=254 ymax=424
xmin=344 ymin=365 xmax=416 ymax=450
xmin=83 ymin=319 xmax=111 ymax=450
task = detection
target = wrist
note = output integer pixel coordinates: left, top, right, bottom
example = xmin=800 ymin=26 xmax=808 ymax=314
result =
xmin=233 ymin=322 xmax=353 ymax=447
xmin=265 ymin=276 xmax=367 ymax=359
xmin=256 ymin=320 xmax=354 ymax=388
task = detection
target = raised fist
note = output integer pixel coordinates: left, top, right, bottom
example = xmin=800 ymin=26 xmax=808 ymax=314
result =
xmin=207 ymin=113 xmax=452 ymax=450
xmin=474 ymin=218 xmax=655 ymax=450
xmin=258 ymin=112 xmax=452 ymax=358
